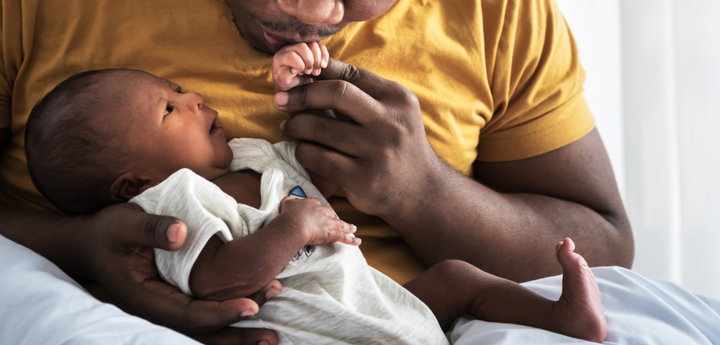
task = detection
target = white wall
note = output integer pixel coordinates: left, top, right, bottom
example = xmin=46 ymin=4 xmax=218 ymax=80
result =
xmin=556 ymin=0 xmax=720 ymax=300
xmin=556 ymin=0 xmax=625 ymax=198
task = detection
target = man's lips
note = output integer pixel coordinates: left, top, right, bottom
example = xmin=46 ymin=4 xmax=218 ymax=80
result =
xmin=260 ymin=26 xmax=327 ymax=49
xmin=263 ymin=30 xmax=289 ymax=48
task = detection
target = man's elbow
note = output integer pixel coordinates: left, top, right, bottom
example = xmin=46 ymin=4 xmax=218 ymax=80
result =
xmin=606 ymin=212 xmax=635 ymax=269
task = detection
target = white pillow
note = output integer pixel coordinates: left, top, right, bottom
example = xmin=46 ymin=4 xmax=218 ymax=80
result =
xmin=0 ymin=234 xmax=199 ymax=345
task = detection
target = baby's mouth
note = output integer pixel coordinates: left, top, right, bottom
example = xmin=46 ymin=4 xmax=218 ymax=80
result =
xmin=210 ymin=116 xmax=223 ymax=134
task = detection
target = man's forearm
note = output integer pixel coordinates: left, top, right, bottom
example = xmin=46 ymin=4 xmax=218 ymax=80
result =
xmin=383 ymin=130 xmax=634 ymax=283
xmin=386 ymin=175 xmax=631 ymax=282
xmin=0 ymin=205 xmax=92 ymax=279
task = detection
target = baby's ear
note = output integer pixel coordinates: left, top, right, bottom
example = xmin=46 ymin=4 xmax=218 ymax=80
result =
xmin=110 ymin=172 xmax=154 ymax=201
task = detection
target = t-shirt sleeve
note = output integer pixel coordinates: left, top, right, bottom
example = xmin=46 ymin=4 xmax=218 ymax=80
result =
xmin=476 ymin=0 xmax=595 ymax=162
xmin=129 ymin=169 xmax=243 ymax=296
xmin=0 ymin=0 xmax=25 ymax=129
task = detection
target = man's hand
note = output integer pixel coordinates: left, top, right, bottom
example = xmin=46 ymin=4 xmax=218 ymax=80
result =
xmin=272 ymin=59 xmax=632 ymax=283
xmin=274 ymin=58 xmax=443 ymax=221
xmin=82 ymin=203 xmax=281 ymax=344
xmin=273 ymin=42 xmax=329 ymax=91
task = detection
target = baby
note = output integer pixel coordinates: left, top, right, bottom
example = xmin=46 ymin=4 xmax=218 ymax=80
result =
xmin=24 ymin=44 xmax=607 ymax=344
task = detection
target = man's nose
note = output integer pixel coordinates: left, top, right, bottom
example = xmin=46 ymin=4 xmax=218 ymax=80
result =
xmin=276 ymin=0 xmax=344 ymax=25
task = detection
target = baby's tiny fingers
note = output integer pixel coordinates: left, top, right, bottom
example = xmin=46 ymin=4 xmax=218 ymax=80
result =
xmin=272 ymin=50 xmax=306 ymax=76
xmin=285 ymin=43 xmax=314 ymax=72
xmin=275 ymin=66 xmax=301 ymax=91
xmin=344 ymin=234 xmax=362 ymax=246
xmin=320 ymin=44 xmax=329 ymax=68
xmin=308 ymin=42 xmax=323 ymax=71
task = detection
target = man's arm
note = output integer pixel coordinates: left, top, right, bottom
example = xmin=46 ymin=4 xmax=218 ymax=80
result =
xmin=275 ymin=59 xmax=633 ymax=283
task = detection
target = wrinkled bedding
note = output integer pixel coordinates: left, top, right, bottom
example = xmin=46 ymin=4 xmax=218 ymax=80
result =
xmin=1 ymin=234 xmax=718 ymax=345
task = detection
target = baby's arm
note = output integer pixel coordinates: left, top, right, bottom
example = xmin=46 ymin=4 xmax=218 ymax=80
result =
xmin=189 ymin=196 xmax=359 ymax=301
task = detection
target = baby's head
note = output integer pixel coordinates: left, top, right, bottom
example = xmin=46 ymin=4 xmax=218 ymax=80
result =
xmin=26 ymin=69 xmax=233 ymax=214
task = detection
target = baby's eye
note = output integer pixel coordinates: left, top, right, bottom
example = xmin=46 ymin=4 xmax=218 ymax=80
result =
xmin=163 ymin=104 xmax=173 ymax=116
xmin=175 ymin=86 xmax=183 ymax=93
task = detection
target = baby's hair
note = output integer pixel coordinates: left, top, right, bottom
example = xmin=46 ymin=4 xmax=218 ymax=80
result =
xmin=25 ymin=69 xmax=134 ymax=214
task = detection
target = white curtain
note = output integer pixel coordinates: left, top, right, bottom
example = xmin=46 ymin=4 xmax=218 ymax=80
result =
xmin=557 ymin=0 xmax=720 ymax=300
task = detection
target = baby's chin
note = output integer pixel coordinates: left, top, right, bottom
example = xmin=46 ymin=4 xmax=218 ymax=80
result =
xmin=204 ymin=165 xmax=232 ymax=181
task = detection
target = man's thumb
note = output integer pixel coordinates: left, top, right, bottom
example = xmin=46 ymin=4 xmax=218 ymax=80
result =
xmin=143 ymin=215 xmax=187 ymax=251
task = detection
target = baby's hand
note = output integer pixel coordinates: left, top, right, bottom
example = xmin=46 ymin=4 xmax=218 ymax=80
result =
xmin=273 ymin=42 xmax=329 ymax=91
xmin=279 ymin=196 xmax=360 ymax=246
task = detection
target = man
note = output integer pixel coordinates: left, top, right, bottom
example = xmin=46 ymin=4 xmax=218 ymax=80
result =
xmin=0 ymin=0 xmax=632 ymax=343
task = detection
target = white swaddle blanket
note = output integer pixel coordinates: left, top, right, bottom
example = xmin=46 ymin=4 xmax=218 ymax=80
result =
xmin=129 ymin=138 xmax=449 ymax=345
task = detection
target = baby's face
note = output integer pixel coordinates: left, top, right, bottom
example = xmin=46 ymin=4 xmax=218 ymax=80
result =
xmin=120 ymin=71 xmax=233 ymax=182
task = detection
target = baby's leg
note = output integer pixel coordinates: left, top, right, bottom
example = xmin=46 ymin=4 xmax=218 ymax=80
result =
xmin=404 ymin=238 xmax=606 ymax=343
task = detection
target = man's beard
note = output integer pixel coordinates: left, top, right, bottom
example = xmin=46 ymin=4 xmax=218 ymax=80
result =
xmin=249 ymin=12 xmax=343 ymax=40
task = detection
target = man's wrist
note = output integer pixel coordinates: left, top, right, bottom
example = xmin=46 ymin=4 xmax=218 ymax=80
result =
xmin=376 ymin=153 xmax=451 ymax=224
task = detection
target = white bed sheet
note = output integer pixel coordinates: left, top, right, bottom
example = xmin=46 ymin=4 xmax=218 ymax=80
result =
xmin=1 ymin=234 xmax=719 ymax=344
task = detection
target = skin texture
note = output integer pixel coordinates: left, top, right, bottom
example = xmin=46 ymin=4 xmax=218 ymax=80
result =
xmin=75 ymin=70 xmax=361 ymax=305
xmin=404 ymin=239 xmax=606 ymax=343
xmin=94 ymin=61 xmax=607 ymax=342
xmin=104 ymin=71 xmax=234 ymax=200
xmin=225 ymin=0 xmax=396 ymax=54
xmin=0 ymin=1 xmax=631 ymax=343
xmin=0 ymin=202 xmax=281 ymax=345
xmin=274 ymin=58 xmax=633 ymax=283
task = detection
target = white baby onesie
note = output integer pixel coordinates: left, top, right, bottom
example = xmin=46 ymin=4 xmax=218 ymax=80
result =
xmin=130 ymin=138 xmax=449 ymax=345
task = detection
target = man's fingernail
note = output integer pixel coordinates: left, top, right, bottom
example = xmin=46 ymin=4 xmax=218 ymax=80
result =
xmin=290 ymin=67 xmax=297 ymax=74
xmin=279 ymin=120 xmax=286 ymax=132
xmin=167 ymin=223 xmax=179 ymax=243
xmin=275 ymin=92 xmax=289 ymax=106
xmin=241 ymin=309 xmax=255 ymax=317
xmin=266 ymin=287 xmax=279 ymax=299
xmin=259 ymin=341 xmax=270 ymax=345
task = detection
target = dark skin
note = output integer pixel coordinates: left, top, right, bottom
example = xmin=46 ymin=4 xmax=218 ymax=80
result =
xmin=223 ymin=0 xmax=633 ymax=283
xmin=0 ymin=126 xmax=281 ymax=345
xmin=273 ymin=58 xmax=634 ymax=283
xmin=180 ymin=164 xmax=607 ymax=343
xmin=0 ymin=0 xmax=631 ymax=343
xmin=0 ymin=201 xmax=281 ymax=345
xmin=191 ymin=170 xmax=357 ymax=301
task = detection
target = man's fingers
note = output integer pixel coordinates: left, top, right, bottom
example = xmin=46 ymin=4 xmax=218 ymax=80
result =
xmin=282 ymin=113 xmax=367 ymax=157
xmin=247 ymin=280 xmax=282 ymax=306
xmin=191 ymin=327 xmax=280 ymax=345
xmin=97 ymin=204 xmax=187 ymax=251
xmin=314 ymin=58 xmax=403 ymax=100
xmin=294 ymin=141 xmax=358 ymax=187
xmin=274 ymin=79 xmax=382 ymax=125
xmin=143 ymin=216 xmax=187 ymax=251
xmin=126 ymin=279 xmax=261 ymax=334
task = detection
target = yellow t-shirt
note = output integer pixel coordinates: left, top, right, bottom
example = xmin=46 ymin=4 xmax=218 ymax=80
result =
xmin=0 ymin=0 xmax=594 ymax=284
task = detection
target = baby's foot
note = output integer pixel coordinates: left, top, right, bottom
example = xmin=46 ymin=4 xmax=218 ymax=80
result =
xmin=551 ymin=238 xmax=607 ymax=343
